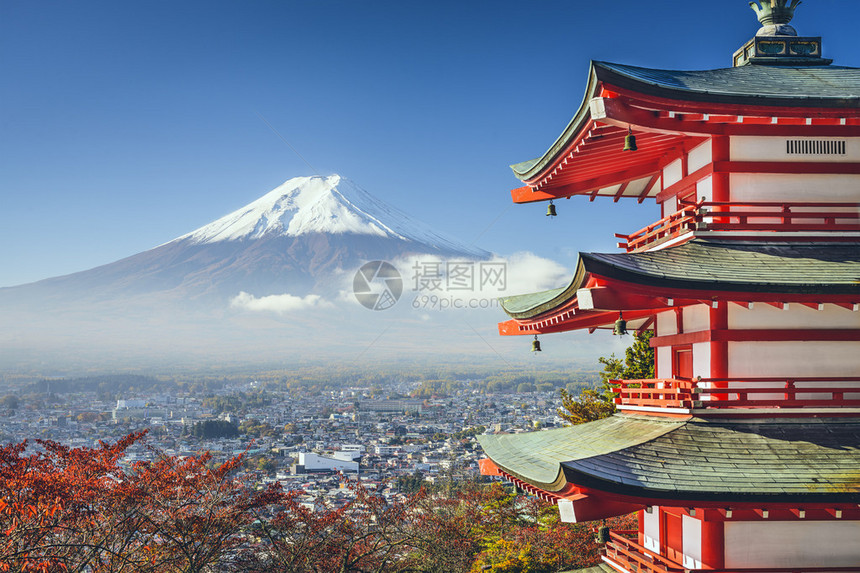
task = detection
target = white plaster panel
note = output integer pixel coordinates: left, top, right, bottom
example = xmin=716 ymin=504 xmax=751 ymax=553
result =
xmin=728 ymin=304 xmax=860 ymax=329
xmin=682 ymin=514 xmax=703 ymax=570
xmin=601 ymin=183 xmax=622 ymax=197
xmin=626 ymin=176 xmax=653 ymax=199
xmin=730 ymin=173 xmax=860 ymax=202
xmin=688 ymin=140 xmax=712 ymax=173
xmin=662 ymin=193 xmax=678 ymax=216
xmin=725 ymin=521 xmax=860 ymax=569
xmin=692 ymin=342 xmax=711 ymax=381
xmin=656 ymin=346 xmax=672 ymax=379
xmin=682 ymin=304 xmax=709 ymax=333
xmin=695 ymin=175 xmax=713 ymax=203
xmin=663 ymin=158 xmax=683 ymax=187
xmin=728 ymin=341 xmax=860 ymax=377
xmin=656 ymin=310 xmax=677 ymax=336
xmin=643 ymin=507 xmax=660 ymax=553
xmin=557 ymin=499 xmax=576 ymax=522
xmin=730 ymin=136 xmax=860 ymax=163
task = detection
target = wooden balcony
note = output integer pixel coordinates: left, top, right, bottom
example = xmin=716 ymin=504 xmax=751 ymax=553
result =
xmin=611 ymin=377 xmax=860 ymax=413
xmin=603 ymin=530 xmax=860 ymax=573
xmin=616 ymin=201 xmax=860 ymax=252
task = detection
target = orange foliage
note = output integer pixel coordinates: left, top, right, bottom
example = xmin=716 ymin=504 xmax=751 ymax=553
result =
xmin=0 ymin=432 xmax=637 ymax=573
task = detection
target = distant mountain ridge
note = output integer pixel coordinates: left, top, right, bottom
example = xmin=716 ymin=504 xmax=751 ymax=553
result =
xmin=3 ymin=175 xmax=488 ymax=301
xmin=0 ymin=175 xmax=576 ymax=372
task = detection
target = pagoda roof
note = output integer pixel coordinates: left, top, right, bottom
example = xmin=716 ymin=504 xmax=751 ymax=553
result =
xmin=592 ymin=62 xmax=860 ymax=109
xmin=501 ymin=240 xmax=860 ymax=321
xmin=478 ymin=415 xmax=860 ymax=503
xmin=511 ymin=61 xmax=860 ymax=192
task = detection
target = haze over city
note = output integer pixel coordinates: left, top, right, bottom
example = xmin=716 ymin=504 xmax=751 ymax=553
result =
xmin=4 ymin=0 xmax=860 ymax=373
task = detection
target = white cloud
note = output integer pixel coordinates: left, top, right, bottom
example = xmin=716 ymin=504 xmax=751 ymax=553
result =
xmin=229 ymin=291 xmax=333 ymax=314
xmin=500 ymin=252 xmax=570 ymax=294
xmin=362 ymin=252 xmax=571 ymax=313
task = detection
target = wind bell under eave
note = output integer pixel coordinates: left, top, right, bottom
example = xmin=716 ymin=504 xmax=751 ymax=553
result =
xmin=613 ymin=312 xmax=628 ymax=336
xmin=623 ymin=126 xmax=637 ymax=151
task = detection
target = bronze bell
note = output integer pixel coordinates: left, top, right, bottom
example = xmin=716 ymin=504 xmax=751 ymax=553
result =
xmin=623 ymin=127 xmax=637 ymax=152
xmin=546 ymin=200 xmax=557 ymax=217
xmin=531 ymin=335 xmax=542 ymax=352
xmin=613 ymin=312 xmax=628 ymax=336
xmin=596 ymin=525 xmax=610 ymax=544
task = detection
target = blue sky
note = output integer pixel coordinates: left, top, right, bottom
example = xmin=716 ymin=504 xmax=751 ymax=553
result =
xmin=3 ymin=0 xmax=860 ymax=288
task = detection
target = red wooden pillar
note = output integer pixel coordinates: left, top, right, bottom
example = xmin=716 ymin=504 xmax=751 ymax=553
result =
xmin=700 ymin=511 xmax=725 ymax=570
xmin=712 ymin=135 xmax=730 ymax=203
xmin=710 ymin=305 xmax=728 ymax=399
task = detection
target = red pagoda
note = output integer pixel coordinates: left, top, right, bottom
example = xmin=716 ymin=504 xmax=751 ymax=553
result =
xmin=478 ymin=2 xmax=860 ymax=571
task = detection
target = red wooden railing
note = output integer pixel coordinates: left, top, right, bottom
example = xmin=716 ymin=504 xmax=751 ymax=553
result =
xmin=604 ymin=529 xmax=860 ymax=573
xmin=617 ymin=201 xmax=860 ymax=252
xmin=616 ymin=202 xmax=701 ymax=251
xmin=604 ymin=530 xmax=684 ymax=573
xmin=611 ymin=377 xmax=860 ymax=410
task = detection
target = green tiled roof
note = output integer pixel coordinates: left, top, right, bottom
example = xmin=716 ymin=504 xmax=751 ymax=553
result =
xmin=499 ymin=241 xmax=860 ymax=319
xmin=511 ymin=61 xmax=860 ymax=181
xmin=596 ymin=61 xmax=860 ymax=107
xmin=477 ymin=415 xmax=683 ymax=490
xmin=499 ymin=261 xmax=586 ymax=319
xmin=480 ymin=415 xmax=860 ymax=503
xmin=583 ymin=241 xmax=860 ymax=294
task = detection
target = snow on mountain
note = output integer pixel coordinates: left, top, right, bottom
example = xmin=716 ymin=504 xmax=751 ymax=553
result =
xmin=178 ymin=175 xmax=484 ymax=256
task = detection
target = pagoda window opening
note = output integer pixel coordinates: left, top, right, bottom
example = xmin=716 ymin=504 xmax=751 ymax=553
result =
xmin=787 ymin=139 xmax=846 ymax=155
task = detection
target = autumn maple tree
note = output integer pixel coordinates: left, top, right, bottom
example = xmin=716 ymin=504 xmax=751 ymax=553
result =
xmin=0 ymin=432 xmax=279 ymax=573
xmin=0 ymin=431 xmax=148 ymax=572
xmin=1 ymin=431 xmax=633 ymax=572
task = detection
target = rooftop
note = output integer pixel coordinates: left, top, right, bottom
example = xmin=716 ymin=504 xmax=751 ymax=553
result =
xmin=478 ymin=415 xmax=860 ymax=503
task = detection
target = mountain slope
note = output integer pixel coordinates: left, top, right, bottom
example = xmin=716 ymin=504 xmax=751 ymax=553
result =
xmin=3 ymin=175 xmax=488 ymax=303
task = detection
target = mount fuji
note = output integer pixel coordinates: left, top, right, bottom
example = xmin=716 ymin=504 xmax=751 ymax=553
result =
xmin=0 ymin=175 xmax=567 ymax=372
xmin=4 ymin=175 xmax=487 ymax=304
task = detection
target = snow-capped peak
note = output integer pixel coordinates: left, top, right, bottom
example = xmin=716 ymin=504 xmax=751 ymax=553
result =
xmin=177 ymin=175 xmax=484 ymax=255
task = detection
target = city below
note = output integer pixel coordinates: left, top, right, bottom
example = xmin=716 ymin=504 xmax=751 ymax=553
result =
xmin=0 ymin=367 xmax=597 ymax=506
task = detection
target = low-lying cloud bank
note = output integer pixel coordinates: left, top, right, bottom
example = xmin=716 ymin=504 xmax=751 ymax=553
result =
xmin=229 ymin=291 xmax=333 ymax=314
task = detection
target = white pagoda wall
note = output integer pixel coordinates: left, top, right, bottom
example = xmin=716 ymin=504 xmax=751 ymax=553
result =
xmin=728 ymin=304 xmax=860 ymax=329
xmin=681 ymin=514 xmax=703 ymax=570
xmin=728 ymin=342 xmax=860 ymax=377
xmin=729 ymin=136 xmax=860 ymax=203
xmin=730 ymin=136 xmax=860 ymax=163
xmin=731 ymin=172 xmax=860 ymax=203
xmin=727 ymin=304 xmax=860 ymax=390
xmin=687 ymin=140 xmax=712 ymax=173
xmin=661 ymin=140 xmax=713 ymax=215
xmin=660 ymin=136 xmax=860 ymax=214
xmin=654 ymin=305 xmax=711 ymax=380
xmin=642 ymin=507 xmax=660 ymax=553
xmin=655 ymin=304 xmax=860 ymax=386
xmin=724 ymin=521 xmax=860 ymax=569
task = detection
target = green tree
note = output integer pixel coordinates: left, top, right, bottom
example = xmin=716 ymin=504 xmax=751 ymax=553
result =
xmin=599 ymin=330 xmax=655 ymax=384
xmin=558 ymin=331 xmax=654 ymax=425
xmin=0 ymin=395 xmax=19 ymax=411
xmin=187 ymin=419 xmax=239 ymax=439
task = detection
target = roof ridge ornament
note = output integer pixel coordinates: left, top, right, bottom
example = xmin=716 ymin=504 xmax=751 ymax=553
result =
xmin=749 ymin=0 xmax=801 ymax=36
xmin=733 ymin=0 xmax=831 ymax=67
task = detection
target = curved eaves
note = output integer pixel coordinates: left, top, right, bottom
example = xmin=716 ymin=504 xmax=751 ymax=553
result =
xmin=510 ymin=62 xmax=601 ymax=182
xmin=476 ymin=414 xmax=683 ymax=492
xmin=499 ymin=257 xmax=587 ymax=319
